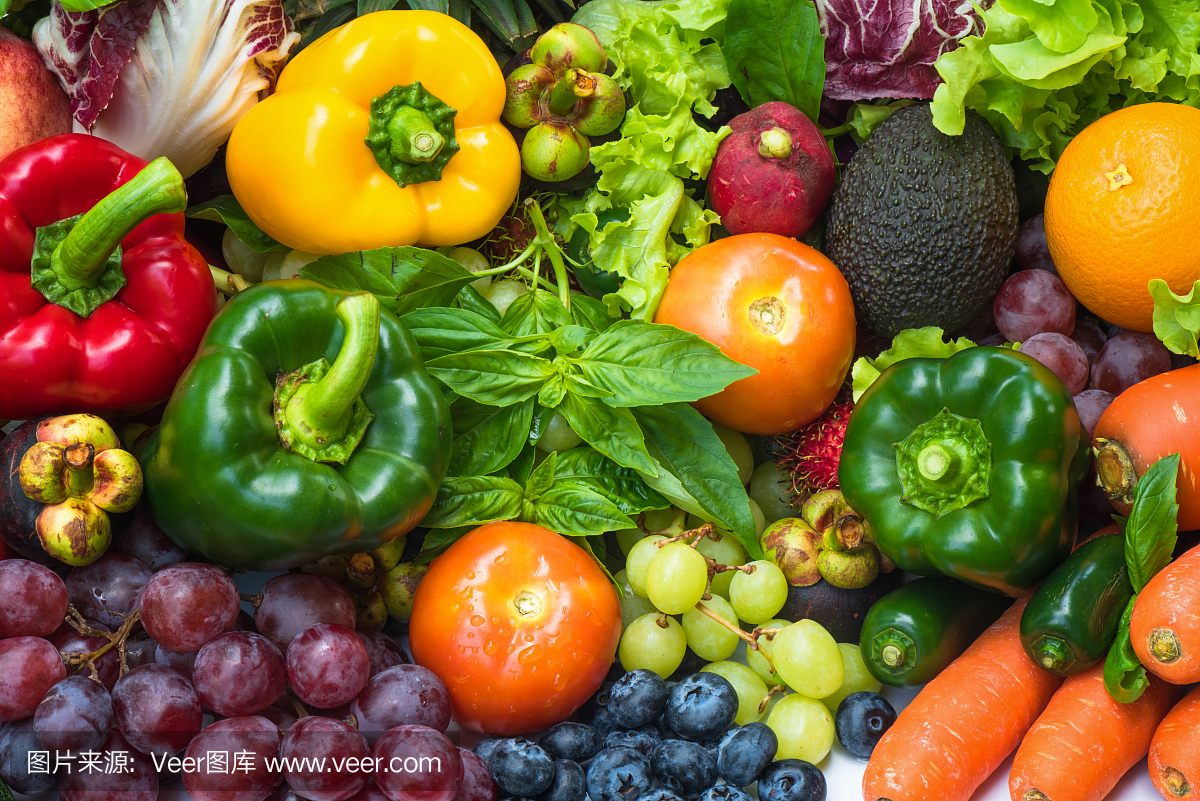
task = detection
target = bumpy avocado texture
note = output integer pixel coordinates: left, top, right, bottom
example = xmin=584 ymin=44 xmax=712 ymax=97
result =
xmin=825 ymin=104 xmax=1018 ymax=338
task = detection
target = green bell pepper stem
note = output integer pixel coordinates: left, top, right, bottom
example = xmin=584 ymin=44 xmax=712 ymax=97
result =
xmin=282 ymin=292 xmax=381 ymax=453
xmin=386 ymin=106 xmax=445 ymax=165
xmin=51 ymin=158 xmax=187 ymax=290
xmin=1029 ymin=635 xmax=1077 ymax=674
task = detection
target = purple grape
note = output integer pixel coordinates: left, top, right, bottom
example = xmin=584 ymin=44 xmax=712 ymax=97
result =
xmin=112 ymin=663 xmax=203 ymax=756
xmin=59 ymin=730 xmax=159 ymax=801
xmin=455 ymin=748 xmax=498 ymax=801
xmin=1020 ymin=333 xmax=1089 ymax=394
xmin=0 ymin=558 xmax=69 ymax=637
xmin=358 ymin=629 xmax=411 ymax=677
xmin=372 ymin=725 xmax=463 ymax=801
xmin=1069 ymin=320 xmax=1107 ymax=365
xmin=351 ymin=664 xmax=452 ymax=745
xmin=194 ymin=631 xmax=287 ymax=717
xmin=349 ymin=785 xmax=392 ymax=801
xmin=0 ymin=717 xmax=60 ymax=793
xmin=49 ymin=621 xmax=119 ymax=689
xmin=1090 ymin=332 xmax=1172 ymax=396
xmin=286 ymin=623 xmax=370 ymax=710
xmin=256 ymin=573 xmax=357 ymax=653
xmin=0 ymin=636 xmax=68 ymax=721
xmin=1073 ymin=389 xmax=1116 ymax=441
xmin=993 ymin=269 xmax=1077 ymax=341
xmin=65 ymin=552 xmax=151 ymax=631
xmin=112 ymin=503 xmax=189 ymax=571
xmin=139 ymin=562 xmax=240 ymax=652
xmin=258 ymin=704 xmax=299 ymax=733
xmin=34 ymin=674 xmax=113 ymax=755
xmin=155 ymin=643 xmax=198 ymax=682
xmin=1015 ymin=214 xmax=1056 ymax=274
xmin=280 ymin=715 xmax=372 ymax=801
xmin=183 ymin=715 xmax=283 ymax=801
xmin=124 ymin=638 xmax=159 ymax=670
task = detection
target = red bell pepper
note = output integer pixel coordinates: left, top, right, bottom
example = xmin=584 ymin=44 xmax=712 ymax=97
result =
xmin=0 ymin=134 xmax=217 ymax=420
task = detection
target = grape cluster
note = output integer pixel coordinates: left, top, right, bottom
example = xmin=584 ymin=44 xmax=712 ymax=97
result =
xmin=0 ymin=544 xmax=488 ymax=801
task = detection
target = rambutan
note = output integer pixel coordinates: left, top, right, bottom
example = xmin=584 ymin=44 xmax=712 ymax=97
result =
xmin=776 ymin=401 xmax=853 ymax=501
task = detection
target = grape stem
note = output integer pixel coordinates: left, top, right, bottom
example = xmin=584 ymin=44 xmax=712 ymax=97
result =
xmin=692 ymin=602 xmax=777 ymax=674
xmin=240 ymin=592 xmax=263 ymax=608
xmin=61 ymin=604 xmax=142 ymax=682
xmin=654 ymin=522 xmax=716 ymax=549
xmin=758 ymin=683 xmax=787 ymax=714
xmin=656 ymin=613 xmax=671 ymax=629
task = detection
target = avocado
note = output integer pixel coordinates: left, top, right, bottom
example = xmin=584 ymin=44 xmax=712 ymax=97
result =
xmin=825 ymin=104 xmax=1018 ymax=338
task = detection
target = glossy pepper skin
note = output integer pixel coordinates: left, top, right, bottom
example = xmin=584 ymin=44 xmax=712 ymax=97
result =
xmin=226 ymin=11 xmax=520 ymax=256
xmin=140 ymin=280 xmax=451 ymax=571
xmin=0 ymin=134 xmax=216 ymax=420
xmin=839 ymin=347 xmax=1090 ymax=597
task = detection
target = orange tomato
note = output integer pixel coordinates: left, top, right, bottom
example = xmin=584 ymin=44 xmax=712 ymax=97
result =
xmin=408 ymin=522 xmax=621 ymax=735
xmin=654 ymin=233 xmax=855 ymax=435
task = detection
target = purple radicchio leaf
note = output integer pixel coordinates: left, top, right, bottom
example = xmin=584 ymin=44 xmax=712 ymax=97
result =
xmin=816 ymin=0 xmax=989 ymax=100
xmin=33 ymin=0 xmax=158 ymax=130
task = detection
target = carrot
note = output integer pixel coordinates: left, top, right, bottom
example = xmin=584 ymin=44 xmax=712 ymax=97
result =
xmin=1150 ymin=685 xmax=1200 ymax=799
xmin=1132 ymin=543 xmax=1200 ymax=684
xmin=1008 ymin=662 xmax=1184 ymax=801
xmin=1092 ymin=362 xmax=1200 ymax=531
xmin=862 ymin=595 xmax=1062 ymax=801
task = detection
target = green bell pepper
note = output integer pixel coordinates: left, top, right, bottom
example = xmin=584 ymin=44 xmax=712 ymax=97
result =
xmin=141 ymin=279 xmax=451 ymax=571
xmin=839 ymin=347 xmax=1089 ymax=596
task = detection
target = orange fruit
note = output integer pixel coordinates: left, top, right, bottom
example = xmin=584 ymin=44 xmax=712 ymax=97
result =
xmin=1044 ymin=102 xmax=1200 ymax=332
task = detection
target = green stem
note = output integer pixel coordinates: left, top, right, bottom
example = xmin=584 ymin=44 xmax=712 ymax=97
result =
xmin=871 ymin=628 xmax=916 ymax=675
xmin=1030 ymin=635 xmax=1076 ymax=674
xmin=63 ymin=444 xmax=96 ymax=497
xmin=210 ymin=264 xmax=252 ymax=296
xmin=527 ymin=201 xmax=571 ymax=310
xmin=386 ymin=106 xmax=445 ymax=165
xmin=820 ymin=122 xmax=852 ymax=139
xmin=52 ymin=158 xmax=186 ymax=290
xmin=917 ymin=443 xmax=954 ymax=481
xmin=548 ymin=69 xmax=592 ymax=116
xmin=283 ymin=293 xmax=381 ymax=453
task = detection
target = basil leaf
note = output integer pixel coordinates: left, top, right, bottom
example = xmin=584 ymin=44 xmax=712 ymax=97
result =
xmin=501 ymin=289 xmax=573 ymax=337
xmin=550 ymin=325 xmax=595 ymax=356
xmin=535 ymin=485 xmax=633 ymax=536
xmin=572 ymin=320 xmax=756 ymax=407
xmin=448 ymin=398 xmax=535 ymax=477
xmin=528 ymin=405 xmax=558 ymax=447
xmin=562 ymin=372 xmax=614 ymax=400
xmin=302 ymin=247 xmax=479 ymax=316
xmin=633 ymin=404 xmax=761 ymax=558
xmin=402 ymin=308 xmax=512 ymax=362
xmin=456 ymin=285 xmax=502 ymax=323
xmin=186 ymin=196 xmax=285 ymax=253
xmin=526 ymin=451 xmax=557 ymax=500
xmin=413 ymin=526 xmax=473 ymax=565
xmin=555 ymin=447 xmax=670 ymax=515
xmin=509 ymin=443 xmax=538 ymax=485
xmin=425 ymin=350 xmax=556 ymax=406
xmin=538 ymin=372 xmax=568 ymax=409
xmin=1104 ymin=596 xmax=1149 ymax=703
xmin=723 ymin=0 xmax=825 ymax=121
xmin=422 ymin=475 xmax=524 ymax=528
xmin=559 ymin=393 xmax=658 ymax=476
xmin=1125 ymin=453 xmax=1181 ymax=593
xmin=571 ymin=295 xmax=616 ymax=332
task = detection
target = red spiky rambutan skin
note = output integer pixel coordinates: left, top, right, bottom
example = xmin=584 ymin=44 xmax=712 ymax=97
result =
xmin=776 ymin=401 xmax=852 ymax=501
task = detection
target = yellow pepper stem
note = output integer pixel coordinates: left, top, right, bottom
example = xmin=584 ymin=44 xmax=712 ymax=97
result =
xmin=365 ymin=82 xmax=461 ymax=189
xmin=386 ymin=107 xmax=445 ymax=165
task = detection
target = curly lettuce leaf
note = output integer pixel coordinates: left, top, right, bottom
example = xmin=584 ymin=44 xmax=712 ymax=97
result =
xmin=1150 ymin=278 xmax=1200 ymax=358
xmin=852 ymin=327 xmax=992 ymax=400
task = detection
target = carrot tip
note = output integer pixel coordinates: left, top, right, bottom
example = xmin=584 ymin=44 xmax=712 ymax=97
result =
xmin=1150 ymin=628 xmax=1183 ymax=664
xmin=1163 ymin=766 xmax=1191 ymax=797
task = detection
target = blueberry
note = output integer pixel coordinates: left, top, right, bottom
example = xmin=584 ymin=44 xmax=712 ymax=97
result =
xmin=650 ymin=739 xmax=717 ymax=798
xmin=835 ymin=691 xmax=896 ymax=759
xmin=698 ymin=787 xmax=752 ymax=801
xmin=576 ymin=686 xmax=611 ymax=725
xmin=757 ymin=759 xmax=827 ymax=801
xmin=639 ymin=790 xmax=687 ymax=801
xmin=591 ymin=705 xmax=620 ymax=739
xmin=538 ymin=759 xmax=586 ymax=801
xmin=489 ymin=738 xmax=556 ymax=797
xmin=664 ymin=674 xmax=738 ymax=741
xmin=717 ymin=722 xmax=777 ymax=786
xmin=475 ymin=737 xmax=506 ymax=765
xmin=585 ymin=746 xmax=653 ymax=801
xmin=604 ymin=726 xmax=661 ymax=758
xmin=540 ymin=722 xmax=603 ymax=763
xmin=607 ymin=669 xmax=670 ymax=729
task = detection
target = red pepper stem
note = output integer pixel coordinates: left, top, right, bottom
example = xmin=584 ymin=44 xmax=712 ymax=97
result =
xmin=283 ymin=292 xmax=381 ymax=453
xmin=51 ymin=158 xmax=187 ymax=290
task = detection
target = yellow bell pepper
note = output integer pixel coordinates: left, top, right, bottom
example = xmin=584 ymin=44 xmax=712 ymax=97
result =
xmin=226 ymin=11 xmax=521 ymax=256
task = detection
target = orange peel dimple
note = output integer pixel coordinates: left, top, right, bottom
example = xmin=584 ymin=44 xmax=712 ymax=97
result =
xmin=1105 ymin=163 xmax=1134 ymax=191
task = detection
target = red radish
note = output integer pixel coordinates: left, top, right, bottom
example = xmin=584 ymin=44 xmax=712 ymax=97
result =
xmin=708 ymin=101 xmax=835 ymax=239
xmin=0 ymin=28 xmax=71 ymax=161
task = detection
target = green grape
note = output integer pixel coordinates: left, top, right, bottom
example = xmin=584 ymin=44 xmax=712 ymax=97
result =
xmin=701 ymin=661 xmax=769 ymax=726
xmin=485 ymin=279 xmax=527 ymax=315
xmin=693 ymin=526 xmax=747 ymax=599
xmin=712 ymin=423 xmax=754 ymax=485
xmin=766 ymin=693 xmax=836 ymax=763
xmin=646 ymin=542 xmax=709 ymax=615
xmin=772 ymin=620 xmax=844 ymax=699
xmin=447 ymin=246 xmax=493 ymax=294
xmin=616 ymin=528 xmax=647 ymax=556
xmin=729 ymin=560 xmax=788 ymax=624
xmin=619 ymin=613 xmax=686 ymax=678
xmin=626 ymin=535 xmax=666 ymax=598
xmin=749 ymin=498 xmax=766 ymax=537
xmin=643 ymin=507 xmax=686 ymax=535
xmin=221 ymin=228 xmax=270 ymax=282
xmin=614 ymin=570 xmax=658 ymax=631
xmin=747 ymin=618 xmax=789 ymax=685
xmin=748 ymin=461 xmax=796 ymax=524
xmin=821 ymin=643 xmax=882 ymax=712
xmin=681 ymin=596 xmax=739 ymax=662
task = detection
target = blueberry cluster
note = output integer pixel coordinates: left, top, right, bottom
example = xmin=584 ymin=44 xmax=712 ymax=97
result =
xmin=474 ymin=670 xmax=828 ymax=801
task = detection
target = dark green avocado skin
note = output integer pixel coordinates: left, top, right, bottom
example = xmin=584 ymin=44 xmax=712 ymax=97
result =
xmin=825 ymin=104 xmax=1019 ymax=338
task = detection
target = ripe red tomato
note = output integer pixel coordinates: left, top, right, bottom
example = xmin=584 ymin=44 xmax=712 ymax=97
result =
xmin=408 ymin=522 xmax=621 ymax=735
xmin=654 ymin=233 xmax=855 ymax=435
